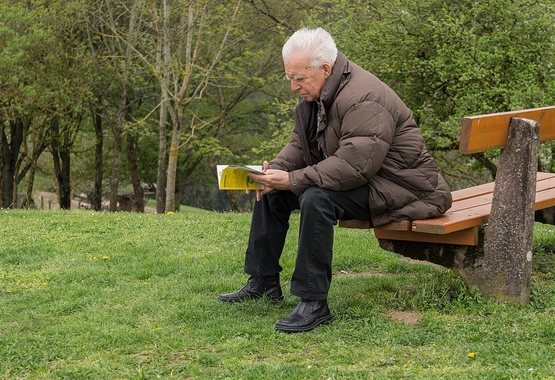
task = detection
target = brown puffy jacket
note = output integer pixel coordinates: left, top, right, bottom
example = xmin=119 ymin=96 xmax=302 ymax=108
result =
xmin=270 ymin=52 xmax=452 ymax=226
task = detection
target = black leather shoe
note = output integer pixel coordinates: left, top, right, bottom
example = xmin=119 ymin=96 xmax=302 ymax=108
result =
xmin=217 ymin=275 xmax=284 ymax=303
xmin=274 ymin=299 xmax=334 ymax=333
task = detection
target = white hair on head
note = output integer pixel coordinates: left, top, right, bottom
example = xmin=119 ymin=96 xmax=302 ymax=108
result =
xmin=282 ymin=27 xmax=338 ymax=67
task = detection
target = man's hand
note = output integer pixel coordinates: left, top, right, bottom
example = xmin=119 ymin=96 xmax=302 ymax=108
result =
xmin=245 ymin=161 xmax=290 ymax=201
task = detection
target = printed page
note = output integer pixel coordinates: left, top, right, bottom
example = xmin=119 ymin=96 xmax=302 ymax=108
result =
xmin=217 ymin=165 xmax=264 ymax=190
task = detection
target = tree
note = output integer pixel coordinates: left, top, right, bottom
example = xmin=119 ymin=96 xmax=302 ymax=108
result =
xmin=86 ymin=0 xmax=150 ymax=211
xmin=0 ymin=1 xmax=92 ymax=209
xmin=0 ymin=4 xmax=52 ymax=208
xmin=154 ymin=0 xmax=247 ymax=212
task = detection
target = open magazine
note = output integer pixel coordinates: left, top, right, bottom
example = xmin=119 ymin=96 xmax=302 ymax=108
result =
xmin=217 ymin=165 xmax=265 ymax=190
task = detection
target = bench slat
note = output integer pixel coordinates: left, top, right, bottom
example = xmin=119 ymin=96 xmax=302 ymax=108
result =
xmin=411 ymin=172 xmax=555 ymax=234
xmin=447 ymin=194 xmax=494 ymax=212
xmin=459 ymin=106 xmax=555 ymax=154
xmin=337 ymin=220 xmax=411 ymax=231
xmin=448 ymin=172 xmax=555 ymax=210
xmin=373 ymin=220 xmax=411 ymax=231
xmin=451 ymin=182 xmax=495 ymax=201
xmin=451 ymin=172 xmax=554 ymax=201
xmin=338 ymin=220 xmax=372 ymax=229
xmin=535 ymin=185 xmax=555 ymax=210
xmin=374 ymin=226 xmax=478 ymax=245
xmin=411 ymin=205 xmax=491 ymax=234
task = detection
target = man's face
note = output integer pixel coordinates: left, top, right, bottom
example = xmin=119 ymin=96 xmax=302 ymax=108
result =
xmin=284 ymin=53 xmax=331 ymax=102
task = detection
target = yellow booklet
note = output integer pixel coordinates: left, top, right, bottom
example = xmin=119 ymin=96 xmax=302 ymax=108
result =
xmin=217 ymin=165 xmax=264 ymax=190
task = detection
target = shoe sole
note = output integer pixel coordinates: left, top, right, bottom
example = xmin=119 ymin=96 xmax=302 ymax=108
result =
xmin=274 ymin=313 xmax=334 ymax=333
xmin=217 ymin=293 xmax=284 ymax=304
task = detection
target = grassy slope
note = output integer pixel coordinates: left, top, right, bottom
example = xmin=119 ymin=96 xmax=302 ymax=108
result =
xmin=1 ymin=209 xmax=554 ymax=379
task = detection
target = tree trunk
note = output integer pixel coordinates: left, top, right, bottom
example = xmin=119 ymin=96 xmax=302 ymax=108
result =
xmin=58 ymin=148 xmax=72 ymax=209
xmin=109 ymin=89 xmax=126 ymax=212
xmin=109 ymin=126 xmax=122 ymax=212
xmin=471 ymin=152 xmax=497 ymax=179
xmin=155 ymin=75 xmax=168 ymax=213
xmin=165 ymin=112 xmax=181 ymax=212
xmin=22 ymin=142 xmax=48 ymax=209
xmin=225 ymin=191 xmax=241 ymax=212
xmin=50 ymin=118 xmax=72 ymax=210
xmin=126 ymin=132 xmax=144 ymax=212
xmin=155 ymin=0 xmax=171 ymax=214
xmin=1 ymin=120 xmax=24 ymax=208
xmin=92 ymin=107 xmax=104 ymax=211
xmin=24 ymin=161 xmax=37 ymax=209
xmin=156 ymin=105 xmax=167 ymax=214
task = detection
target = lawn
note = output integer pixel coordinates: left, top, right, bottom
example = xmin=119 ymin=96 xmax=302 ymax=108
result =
xmin=1 ymin=209 xmax=555 ymax=379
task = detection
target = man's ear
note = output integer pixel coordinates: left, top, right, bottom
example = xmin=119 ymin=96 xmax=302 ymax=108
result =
xmin=322 ymin=62 xmax=333 ymax=78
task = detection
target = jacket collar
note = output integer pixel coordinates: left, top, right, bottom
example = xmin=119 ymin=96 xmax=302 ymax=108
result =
xmin=319 ymin=52 xmax=350 ymax=110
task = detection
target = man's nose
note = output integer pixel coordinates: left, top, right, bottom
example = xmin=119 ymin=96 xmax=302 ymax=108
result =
xmin=290 ymin=80 xmax=301 ymax=92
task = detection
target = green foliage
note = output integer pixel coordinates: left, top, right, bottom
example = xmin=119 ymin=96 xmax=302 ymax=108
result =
xmin=251 ymin=98 xmax=297 ymax=162
xmin=3 ymin=1 xmax=555 ymax=210
xmin=0 ymin=5 xmax=57 ymax=117
xmin=0 ymin=1 xmax=93 ymax=116
xmin=336 ymin=0 xmax=555 ymax=145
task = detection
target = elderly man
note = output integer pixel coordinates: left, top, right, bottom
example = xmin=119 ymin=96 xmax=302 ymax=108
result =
xmin=218 ymin=28 xmax=452 ymax=333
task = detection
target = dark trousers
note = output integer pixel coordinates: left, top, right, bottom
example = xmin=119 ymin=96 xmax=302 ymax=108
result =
xmin=244 ymin=185 xmax=371 ymax=300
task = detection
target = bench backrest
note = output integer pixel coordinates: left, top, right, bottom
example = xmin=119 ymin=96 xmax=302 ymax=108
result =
xmin=459 ymin=106 xmax=555 ymax=154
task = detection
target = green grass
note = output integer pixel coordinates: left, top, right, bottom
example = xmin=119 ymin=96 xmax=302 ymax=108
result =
xmin=144 ymin=199 xmax=209 ymax=213
xmin=1 ymin=209 xmax=555 ymax=379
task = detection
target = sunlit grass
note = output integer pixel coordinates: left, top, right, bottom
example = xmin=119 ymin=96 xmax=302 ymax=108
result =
xmin=1 ymin=209 xmax=555 ymax=379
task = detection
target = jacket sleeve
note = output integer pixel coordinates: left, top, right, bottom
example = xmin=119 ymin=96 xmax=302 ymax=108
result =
xmin=289 ymin=100 xmax=395 ymax=195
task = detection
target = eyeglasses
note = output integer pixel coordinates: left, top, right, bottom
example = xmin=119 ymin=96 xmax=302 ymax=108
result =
xmin=285 ymin=75 xmax=308 ymax=83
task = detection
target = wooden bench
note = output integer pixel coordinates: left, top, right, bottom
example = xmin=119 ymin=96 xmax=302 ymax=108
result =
xmin=339 ymin=106 xmax=555 ymax=305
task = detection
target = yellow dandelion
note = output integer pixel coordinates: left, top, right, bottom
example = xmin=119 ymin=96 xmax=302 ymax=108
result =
xmin=6 ymin=290 xmax=12 ymax=294
xmin=93 ymin=220 xmax=98 ymax=223
xmin=102 ymin=255 xmax=110 ymax=260
xmin=116 ymin=217 xmax=121 ymax=221
xmin=42 ymin=282 xmax=47 ymax=287
xmin=468 ymin=352 xmax=475 ymax=359
xmin=167 ymin=211 xmax=174 ymax=215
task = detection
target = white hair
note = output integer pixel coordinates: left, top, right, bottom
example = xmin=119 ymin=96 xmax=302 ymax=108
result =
xmin=282 ymin=27 xmax=338 ymax=67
